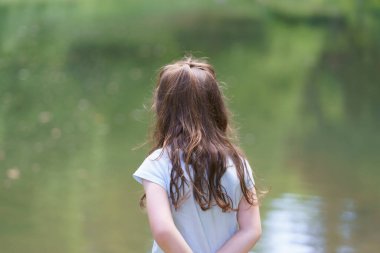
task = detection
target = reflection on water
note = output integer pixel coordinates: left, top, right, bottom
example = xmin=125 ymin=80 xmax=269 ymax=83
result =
xmin=337 ymin=199 xmax=356 ymax=253
xmin=259 ymin=193 xmax=325 ymax=253
xmin=256 ymin=193 xmax=357 ymax=253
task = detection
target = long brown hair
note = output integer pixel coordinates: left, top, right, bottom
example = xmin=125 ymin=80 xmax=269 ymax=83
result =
xmin=140 ymin=56 xmax=260 ymax=212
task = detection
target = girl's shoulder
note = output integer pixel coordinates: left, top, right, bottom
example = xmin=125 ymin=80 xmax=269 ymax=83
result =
xmin=133 ymin=148 xmax=171 ymax=189
xmin=145 ymin=147 xmax=170 ymax=162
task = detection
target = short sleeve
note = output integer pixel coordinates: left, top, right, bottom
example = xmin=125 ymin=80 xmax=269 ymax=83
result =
xmin=132 ymin=149 xmax=168 ymax=190
xmin=244 ymin=159 xmax=255 ymax=189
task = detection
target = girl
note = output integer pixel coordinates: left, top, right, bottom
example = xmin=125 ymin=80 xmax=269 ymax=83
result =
xmin=133 ymin=57 xmax=262 ymax=253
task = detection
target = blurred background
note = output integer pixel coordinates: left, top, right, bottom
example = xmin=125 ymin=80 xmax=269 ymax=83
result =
xmin=0 ymin=0 xmax=379 ymax=253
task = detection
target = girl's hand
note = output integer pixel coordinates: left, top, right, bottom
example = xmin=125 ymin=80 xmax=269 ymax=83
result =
xmin=216 ymin=188 xmax=262 ymax=253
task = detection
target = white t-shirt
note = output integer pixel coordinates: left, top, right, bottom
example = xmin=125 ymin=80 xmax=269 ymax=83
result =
xmin=133 ymin=148 xmax=255 ymax=253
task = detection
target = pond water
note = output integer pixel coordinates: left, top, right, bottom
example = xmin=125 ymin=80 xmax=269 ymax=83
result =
xmin=1 ymin=1 xmax=379 ymax=253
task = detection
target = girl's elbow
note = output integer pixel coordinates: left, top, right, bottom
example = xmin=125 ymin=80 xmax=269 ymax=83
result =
xmin=256 ymin=228 xmax=262 ymax=241
xmin=252 ymin=226 xmax=262 ymax=243
xmin=152 ymin=228 xmax=172 ymax=244
xmin=247 ymin=226 xmax=262 ymax=245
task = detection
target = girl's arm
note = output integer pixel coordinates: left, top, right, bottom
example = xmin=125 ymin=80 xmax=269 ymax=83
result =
xmin=142 ymin=179 xmax=193 ymax=253
xmin=216 ymin=188 xmax=262 ymax=253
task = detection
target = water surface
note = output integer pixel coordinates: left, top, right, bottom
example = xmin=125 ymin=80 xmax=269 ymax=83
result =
xmin=1 ymin=1 xmax=379 ymax=253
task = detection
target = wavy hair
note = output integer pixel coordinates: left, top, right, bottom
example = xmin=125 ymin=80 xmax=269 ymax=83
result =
xmin=140 ymin=56 xmax=262 ymax=212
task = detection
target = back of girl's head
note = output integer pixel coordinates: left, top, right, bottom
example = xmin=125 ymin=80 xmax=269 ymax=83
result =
xmin=153 ymin=56 xmax=230 ymax=149
xmin=145 ymin=56 xmax=258 ymax=212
